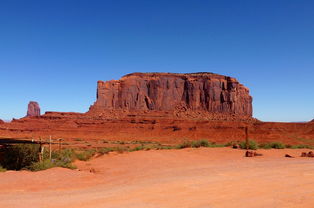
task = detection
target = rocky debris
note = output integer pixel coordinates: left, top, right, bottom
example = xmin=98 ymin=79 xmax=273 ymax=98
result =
xmin=301 ymin=151 xmax=314 ymax=157
xmin=245 ymin=151 xmax=262 ymax=157
xmin=26 ymin=101 xmax=41 ymax=117
xmin=285 ymin=154 xmax=294 ymax=158
xmin=89 ymin=72 xmax=253 ymax=117
xmin=232 ymin=144 xmax=240 ymax=149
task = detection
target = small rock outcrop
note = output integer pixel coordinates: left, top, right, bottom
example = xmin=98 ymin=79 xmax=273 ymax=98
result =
xmin=26 ymin=101 xmax=41 ymax=117
xmin=89 ymin=72 xmax=253 ymax=116
xmin=0 ymin=119 xmax=3 ymax=124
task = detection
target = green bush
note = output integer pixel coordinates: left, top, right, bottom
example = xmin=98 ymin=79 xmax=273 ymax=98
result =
xmin=259 ymin=142 xmax=285 ymax=149
xmin=176 ymin=141 xmax=192 ymax=149
xmin=175 ymin=140 xmax=226 ymax=149
xmin=97 ymin=147 xmax=113 ymax=154
xmin=191 ymin=140 xmax=209 ymax=148
xmin=259 ymin=143 xmax=272 ymax=149
xmin=209 ymin=143 xmax=226 ymax=148
xmin=0 ymin=144 xmax=40 ymax=170
xmin=74 ymin=149 xmax=96 ymax=161
xmin=269 ymin=142 xmax=285 ymax=149
xmin=130 ymin=145 xmax=145 ymax=152
xmin=28 ymin=159 xmax=55 ymax=171
xmin=157 ymin=145 xmax=174 ymax=150
xmin=0 ymin=165 xmax=6 ymax=172
xmin=28 ymin=159 xmax=76 ymax=171
xmin=239 ymin=140 xmax=258 ymax=150
xmin=30 ymin=148 xmax=77 ymax=171
xmin=289 ymin=144 xmax=314 ymax=149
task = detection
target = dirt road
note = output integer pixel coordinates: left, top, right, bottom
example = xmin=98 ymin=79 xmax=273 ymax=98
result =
xmin=0 ymin=148 xmax=313 ymax=208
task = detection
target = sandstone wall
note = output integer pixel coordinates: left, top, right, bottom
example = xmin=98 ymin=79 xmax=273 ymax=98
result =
xmin=89 ymin=72 xmax=253 ymax=116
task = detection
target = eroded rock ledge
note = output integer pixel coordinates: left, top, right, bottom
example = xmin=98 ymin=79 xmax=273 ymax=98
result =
xmin=89 ymin=72 xmax=253 ymax=117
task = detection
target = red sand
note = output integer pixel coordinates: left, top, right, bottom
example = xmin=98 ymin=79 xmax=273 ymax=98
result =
xmin=0 ymin=148 xmax=314 ymax=208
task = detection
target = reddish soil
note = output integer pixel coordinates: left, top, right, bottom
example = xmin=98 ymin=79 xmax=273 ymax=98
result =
xmin=0 ymin=112 xmax=313 ymax=146
xmin=0 ymin=148 xmax=314 ymax=208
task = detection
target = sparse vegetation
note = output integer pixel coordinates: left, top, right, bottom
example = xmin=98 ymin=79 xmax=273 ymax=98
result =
xmin=240 ymin=140 xmax=285 ymax=150
xmin=268 ymin=142 xmax=286 ymax=149
xmin=0 ymin=165 xmax=6 ymax=172
xmin=0 ymin=144 xmax=40 ymax=170
xmin=176 ymin=141 xmax=192 ymax=149
xmin=130 ymin=145 xmax=145 ymax=152
xmin=191 ymin=139 xmax=209 ymax=148
xmin=239 ymin=140 xmax=258 ymax=150
xmin=2 ymin=138 xmax=314 ymax=172
xmin=175 ymin=139 xmax=226 ymax=149
xmin=288 ymin=144 xmax=314 ymax=149
xmin=74 ymin=149 xmax=96 ymax=161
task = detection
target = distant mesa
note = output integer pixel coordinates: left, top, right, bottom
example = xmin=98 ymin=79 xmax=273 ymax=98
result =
xmin=89 ymin=72 xmax=253 ymax=117
xmin=26 ymin=101 xmax=41 ymax=117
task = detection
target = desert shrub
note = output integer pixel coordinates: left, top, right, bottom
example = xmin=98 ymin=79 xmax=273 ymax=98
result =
xmin=259 ymin=143 xmax=272 ymax=149
xmin=239 ymin=140 xmax=258 ymax=150
xmin=97 ymin=147 xmax=113 ymax=155
xmin=44 ymin=148 xmax=75 ymax=163
xmin=225 ymin=141 xmax=241 ymax=148
xmin=289 ymin=144 xmax=314 ymax=149
xmin=269 ymin=142 xmax=285 ymax=149
xmin=74 ymin=149 xmax=96 ymax=161
xmin=130 ymin=145 xmax=145 ymax=152
xmin=28 ymin=159 xmax=76 ymax=171
xmin=176 ymin=141 xmax=192 ymax=149
xmin=0 ymin=165 xmax=6 ymax=172
xmin=0 ymin=144 xmax=40 ymax=170
xmin=28 ymin=159 xmax=55 ymax=171
xmin=191 ymin=140 xmax=209 ymax=148
xmin=157 ymin=145 xmax=174 ymax=150
xmin=224 ymin=141 xmax=235 ymax=147
xmin=259 ymin=142 xmax=285 ymax=149
xmin=209 ymin=143 xmax=226 ymax=148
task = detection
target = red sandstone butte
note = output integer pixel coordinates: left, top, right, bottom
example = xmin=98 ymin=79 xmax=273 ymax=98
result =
xmin=26 ymin=101 xmax=41 ymax=117
xmin=89 ymin=72 xmax=253 ymax=116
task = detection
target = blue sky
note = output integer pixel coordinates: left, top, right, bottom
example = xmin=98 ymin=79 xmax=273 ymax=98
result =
xmin=0 ymin=0 xmax=313 ymax=122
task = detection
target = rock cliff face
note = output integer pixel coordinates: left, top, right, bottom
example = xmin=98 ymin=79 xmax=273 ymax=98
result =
xmin=26 ymin=101 xmax=41 ymax=117
xmin=89 ymin=72 xmax=253 ymax=116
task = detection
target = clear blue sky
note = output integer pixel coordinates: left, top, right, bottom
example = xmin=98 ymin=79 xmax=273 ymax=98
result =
xmin=0 ymin=0 xmax=313 ymax=122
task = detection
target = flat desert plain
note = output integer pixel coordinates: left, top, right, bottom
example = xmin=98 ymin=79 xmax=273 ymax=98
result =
xmin=0 ymin=148 xmax=314 ymax=208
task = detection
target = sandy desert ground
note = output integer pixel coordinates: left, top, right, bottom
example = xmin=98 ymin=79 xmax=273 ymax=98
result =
xmin=0 ymin=148 xmax=314 ymax=208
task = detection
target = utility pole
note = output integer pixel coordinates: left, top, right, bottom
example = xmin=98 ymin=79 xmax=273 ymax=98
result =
xmin=49 ymin=135 xmax=52 ymax=160
xmin=245 ymin=126 xmax=249 ymax=150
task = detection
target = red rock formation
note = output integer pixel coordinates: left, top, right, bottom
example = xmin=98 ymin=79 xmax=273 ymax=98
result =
xmin=0 ymin=119 xmax=3 ymax=124
xmin=89 ymin=72 xmax=252 ymax=116
xmin=0 ymin=72 xmax=312 ymax=147
xmin=26 ymin=101 xmax=41 ymax=117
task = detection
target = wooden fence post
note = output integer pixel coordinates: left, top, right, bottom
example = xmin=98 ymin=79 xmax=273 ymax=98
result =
xmin=39 ymin=137 xmax=42 ymax=162
xmin=58 ymin=138 xmax=62 ymax=151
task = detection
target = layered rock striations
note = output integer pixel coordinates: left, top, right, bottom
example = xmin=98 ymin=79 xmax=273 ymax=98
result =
xmin=89 ymin=72 xmax=253 ymax=116
xmin=26 ymin=101 xmax=41 ymax=117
